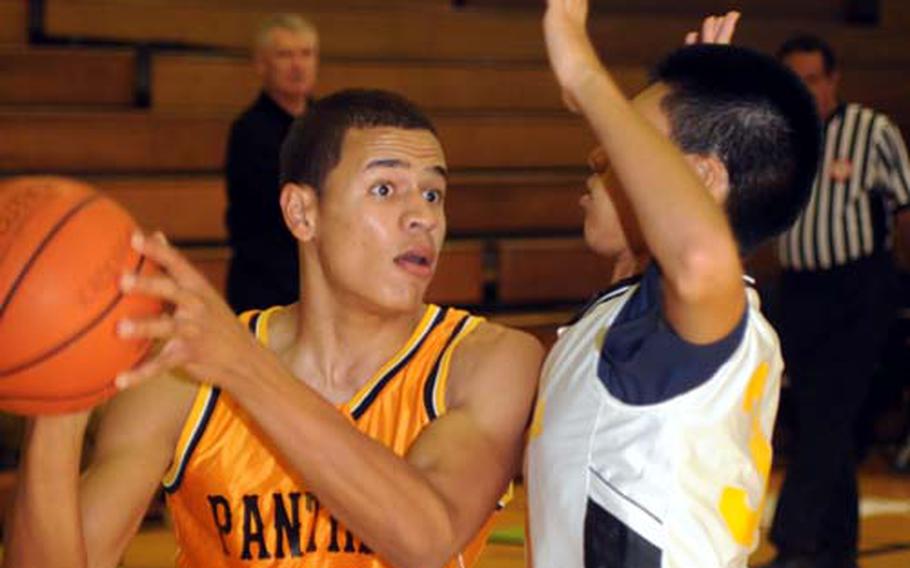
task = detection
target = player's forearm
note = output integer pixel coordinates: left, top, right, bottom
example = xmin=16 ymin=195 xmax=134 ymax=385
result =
xmin=224 ymin=357 xmax=463 ymax=568
xmin=4 ymin=415 xmax=90 ymax=568
xmin=572 ymin=69 xmax=741 ymax=297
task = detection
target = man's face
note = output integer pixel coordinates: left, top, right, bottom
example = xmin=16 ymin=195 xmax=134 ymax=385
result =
xmin=581 ymin=83 xmax=672 ymax=258
xmin=312 ymin=127 xmax=447 ymax=314
xmin=256 ymin=27 xmax=319 ymax=102
xmin=782 ymin=50 xmax=839 ymax=120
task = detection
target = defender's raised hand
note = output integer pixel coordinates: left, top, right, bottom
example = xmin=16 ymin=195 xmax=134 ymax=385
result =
xmin=684 ymin=11 xmax=740 ymax=45
xmin=543 ymin=0 xmax=601 ymax=111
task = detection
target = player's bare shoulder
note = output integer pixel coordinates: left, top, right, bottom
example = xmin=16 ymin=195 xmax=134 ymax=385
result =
xmin=446 ymin=320 xmax=543 ymax=412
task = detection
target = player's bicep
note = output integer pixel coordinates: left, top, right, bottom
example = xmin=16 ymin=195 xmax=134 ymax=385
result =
xmin=79 ymin=373 xmax=195 ymax=567
xmin=405 ymin=327 xmax=542 ymax=545
xmin=661 ymin=258 xmax=747 ymax=346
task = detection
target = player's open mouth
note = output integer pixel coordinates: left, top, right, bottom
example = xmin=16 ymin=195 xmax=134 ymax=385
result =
xmin=394 ymin=250 xmax=434 ymax=278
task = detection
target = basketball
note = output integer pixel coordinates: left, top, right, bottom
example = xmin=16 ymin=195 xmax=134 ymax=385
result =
xmin=0 ymin=176 xmax=163 ymax=415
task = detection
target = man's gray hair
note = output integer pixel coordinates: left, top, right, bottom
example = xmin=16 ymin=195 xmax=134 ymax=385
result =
xmin=254 ymin=14 xmax=318 ymax=51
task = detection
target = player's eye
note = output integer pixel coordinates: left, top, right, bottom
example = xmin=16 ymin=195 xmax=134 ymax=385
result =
xmin=370 ymin=183 xmax=393 ymax=197
xmin=423 ymin=189 xmax=443 ymax=204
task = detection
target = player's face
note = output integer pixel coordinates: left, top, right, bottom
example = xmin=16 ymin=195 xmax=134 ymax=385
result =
xmin=581 ymin=148 xmax=636 ymax=257
xmin=315 ymin=127 xmax=447 ymax=314
xmin=257 ymin=28 xmax=319 ymax=102
xmin=783 ymin=51 xmax=839 ymax=120
xmin=580 ymin=84 xmax=671 ymax=258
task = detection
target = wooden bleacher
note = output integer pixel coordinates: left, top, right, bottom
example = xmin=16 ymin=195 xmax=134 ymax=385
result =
xmin=0 ymin=110 xmax=228 ymax=173
xmin=90 ymin=171 xmax=586 ymax=241
xmin=476 ymin=0 xmax=849 ymax=21
xmin=39 ymin=1 xmax=910 ymax=66
xmin=2 ymin=0 xmax=909 ymax=339
xmin=92 ymin=176 xmax=226 ymax=241
xmin=0 ymin=110 xmax=593 ymax=173
xmin=0 ymin=47 xmax=135 ymax=107
xmin=498 ymin=238 xmax=614 ymax=304
xmin=881 ymin=0 xmax=910 ymax=29
xmin=0 ymin=0 xmax=26 ymax=45
xmin=149 ymin=52 xmax=910 ymax=132
xmin=151 ymin=54 xmax=649 ymax=112
xmin=43 ymin=2 xmax=547 ymax=59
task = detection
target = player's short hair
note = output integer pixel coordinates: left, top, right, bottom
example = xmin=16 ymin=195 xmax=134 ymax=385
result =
xmin=280 ymin=89 xmax=438 ymax=194
xmin=777 ymin=34 xmax=838 ymax=74
xmin=653 ymin=44 xmax=821 ymax=252
xmin=254 ymin=14 xmax=318 ymax=52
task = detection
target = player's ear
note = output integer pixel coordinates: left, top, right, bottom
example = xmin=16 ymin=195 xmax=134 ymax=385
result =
xmin=687 ymin=153 xmax=731 ymax=205
xmin=280 ymin=182 xmax=318 ymax=241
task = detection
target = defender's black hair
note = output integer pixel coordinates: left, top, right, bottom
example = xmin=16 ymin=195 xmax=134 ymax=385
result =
xmin=653 ymin=44 xmax=822 ymax=252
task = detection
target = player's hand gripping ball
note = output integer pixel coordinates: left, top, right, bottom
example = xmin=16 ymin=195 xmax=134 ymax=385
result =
xmin=0 ymin=177 xmax=163 ymax=414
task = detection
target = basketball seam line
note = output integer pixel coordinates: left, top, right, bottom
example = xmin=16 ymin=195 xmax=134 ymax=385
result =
xmin=0 ymin=254 xmax=149 ymax=378
xmin=0 ymin=193 xmax=100 ymax=318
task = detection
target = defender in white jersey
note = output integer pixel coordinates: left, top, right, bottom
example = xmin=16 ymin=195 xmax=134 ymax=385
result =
xmin=528 ymin=3 xmax=822 ymax=567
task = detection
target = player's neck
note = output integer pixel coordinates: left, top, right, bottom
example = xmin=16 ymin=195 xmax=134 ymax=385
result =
xmin=277 ymin=288 xmax=426 ymax=403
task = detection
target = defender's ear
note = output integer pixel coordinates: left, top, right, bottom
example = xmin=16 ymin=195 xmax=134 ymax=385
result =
xmin=687 ymin=153 xmax=731 ymax=205
xmin=280 ymin=182 xmax=318 ymax=241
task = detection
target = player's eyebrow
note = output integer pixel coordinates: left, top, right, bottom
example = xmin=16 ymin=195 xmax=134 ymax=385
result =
xmin=365 ymin=159 xmax=448 ymax=180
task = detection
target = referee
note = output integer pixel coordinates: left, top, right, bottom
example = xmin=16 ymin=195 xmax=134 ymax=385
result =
xmin=762 ymin=35 xmax=910 ymax=568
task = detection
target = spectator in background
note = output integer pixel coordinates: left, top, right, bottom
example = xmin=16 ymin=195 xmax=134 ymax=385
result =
xmin=762 ymin=34 xmax=910 ymax=568
xmin=225 ymin=14 xmax=319 ymax=312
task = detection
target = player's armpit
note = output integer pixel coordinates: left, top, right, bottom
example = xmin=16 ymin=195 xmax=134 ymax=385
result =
xmin=404 ymin=323 xmax=543 ymax=558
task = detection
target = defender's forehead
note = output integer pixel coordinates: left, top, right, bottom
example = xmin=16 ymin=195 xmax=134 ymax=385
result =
xmin=632 ymin=82 xmax=673 ymax=137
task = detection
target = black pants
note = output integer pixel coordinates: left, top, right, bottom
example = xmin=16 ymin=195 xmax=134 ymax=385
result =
xmin=770 ymin=254 xmax=897 ymax=567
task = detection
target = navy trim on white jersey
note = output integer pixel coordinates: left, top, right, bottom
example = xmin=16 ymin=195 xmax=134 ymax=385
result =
xmin=597 ymin=265 xmax=747 ymax=405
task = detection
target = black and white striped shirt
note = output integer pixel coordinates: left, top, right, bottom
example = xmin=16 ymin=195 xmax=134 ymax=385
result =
xmin=779 ymin=103 xmax=910 ymax=271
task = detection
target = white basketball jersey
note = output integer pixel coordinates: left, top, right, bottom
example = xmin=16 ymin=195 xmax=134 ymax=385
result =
xmin=527 ymin=267 xmax=782 ymax=568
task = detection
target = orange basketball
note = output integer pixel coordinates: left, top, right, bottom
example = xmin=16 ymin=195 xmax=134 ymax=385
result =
xmin=0 ymin=176 xmax=163 ymax=415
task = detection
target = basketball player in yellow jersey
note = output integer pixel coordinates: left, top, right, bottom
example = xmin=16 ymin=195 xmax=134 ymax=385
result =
xmin=4 ymin=90 xmax=543 ymax=568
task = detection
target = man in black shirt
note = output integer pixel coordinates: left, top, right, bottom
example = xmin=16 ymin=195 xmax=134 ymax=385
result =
xmin=225 ymin=14 xmax=319 ymax=312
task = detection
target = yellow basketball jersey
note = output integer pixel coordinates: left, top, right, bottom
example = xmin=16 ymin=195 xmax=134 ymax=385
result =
xmin=163 ymin=304 xmax=496 ymax=567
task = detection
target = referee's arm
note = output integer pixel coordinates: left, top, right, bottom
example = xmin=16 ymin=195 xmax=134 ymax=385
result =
xmin=879 ymin=117 xmax=910 ymax=268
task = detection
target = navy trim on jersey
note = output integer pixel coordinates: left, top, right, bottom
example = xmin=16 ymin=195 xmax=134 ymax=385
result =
xmin=246 ymin=311 xmax=263 ymax=335
xmin=163 ymin=387 xmax=221 ymax=493
xmin=567 ymin=273 xmax=644 ymax=327
xmin=351 ymin=307 xmax=449 ymax=420
xmin=422 ymin=315 xmax=471 ymax=420
xmin=584 ymin=497 xmax=661 ymax=568
xmin=597 ymin=264 xmax=747 ymax=405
